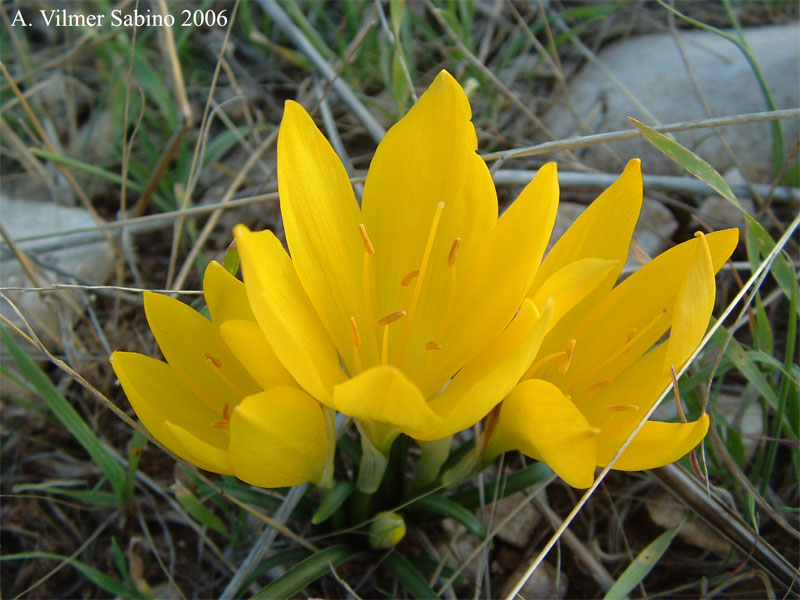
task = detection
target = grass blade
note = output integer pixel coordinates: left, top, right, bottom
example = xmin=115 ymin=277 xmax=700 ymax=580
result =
xmin=251 ymin=544 xmax=363 ymax=599
xmin=0 ymin=326 xmax=126 ymax=502
xmin=312 ymin=480 xmax=354 ymax=525
xmin=1 ymin=552 xmax=142 ymax=598
xmin=447 ymin=462 xmax=553 ymax=509
xmin=630 ymin=117 xmax=798 ymax=311
xmin=384 ymin=551 xmax=438 ymax=599
xmin=603 ymin=524 xmax=682 ymax=600
xmin=409 ymin=495 xmax=487 ymax=539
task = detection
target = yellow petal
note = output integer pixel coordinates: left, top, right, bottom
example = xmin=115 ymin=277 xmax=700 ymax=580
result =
xmin=110 ymin=351 xmax=232 ymax=473
xmin=278 ymin=101 xmax=378 ymax=368
xmin=545 ymin=229 xmax=738 ymax=393
xmin=665 ymin=232 xmax=715 ymax=373
xmin=234 ymin=226 xmax=346 ymax=404
xmin=578 ymin=342 xmax=669 ymax=427
xmin=595 ymin=415 xmax=709 ymax=471
xmin=423 ymin=163 xmax=559 ymax=394
xmin=203 ymin=260 xmax=255 ymax=325
xmin=164 ymin=421 xmax=232 ymax=474
xmin=487 ymin=379 xmax=597 ymax=489
xmin=219 ymin=319 xmax=297 ymax=389
xmin=143 ymin=292 xmax=259 ymax=413
xmin=418 ymin=299 xmax=551 ymax=441
xmin=531 ymin=158 xmax=642 ymax=294
xmin=360 ymin=71 xmax=496 ymax=375
xmin=228 ymin=387 xmax=328 ymax=487
xmin=528 ymin=160 xmax=642 ymax=359
xmin=531 ymin=257 xmax=618 ymax=333
xmin=332 ymin=365 xmax=441 ymax=435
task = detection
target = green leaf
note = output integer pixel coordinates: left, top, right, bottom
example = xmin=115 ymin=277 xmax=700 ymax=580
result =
xmin=172 ymin=481 xmax=230 ymax=540
xmin=30 ymin=148 xmax=145 ymax=192
xmin=312 ymin=480 xmax=354 ymax=525
xmin=251 ymin=544 xmax=363 ymax=599
xmin=1 ymin=552 xmax=141 ymax=598
xmin=409 ymin=495 xmax=487 ymax=539
xmin=222 ymin=243 xmax=240 ymax=276
xmin=604 ymin=524 xmax=682 ymax=600
xmin=111 ymin=537 xmax=138 ymax=594
xmin=447 ymin=462 xmax=553 ymax=510
xmin=240 ymin=548 xmax=312 ymax=596
xmin=384 ymin=552 xmax=438 ymax=599
xmin=124 ymin=429 xmax=148 ymax=502
xmin=630 ymin=117 xmax=798 ymax=313
xmin=0 ymin=326 xmax=127 ymax=502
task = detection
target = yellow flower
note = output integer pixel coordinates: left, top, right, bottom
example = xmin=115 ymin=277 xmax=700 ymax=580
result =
xmin=110 ymin=261 xmax=330 ymax=488
xmin=233 ymin=71 xmax=558 ymax=458
xmin=486 ymin=162 xmax=739 ymax=488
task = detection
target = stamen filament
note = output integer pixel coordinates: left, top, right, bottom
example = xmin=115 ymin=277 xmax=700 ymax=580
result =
xmin=528 ymin=349 xmax=569 ymax=376
xmin=349 ymin=317 xmax=362 ymax=348
xmin=358 ymin=223 xmax=375 ymax=255
xmin=557 ymin=339 xmax=577 ymax=374
xmin=397 ymin=201 xmax=445 ymax=362
xmin=350 ymin=317 xmax=363 ymax=373
xmin=581 ymin=379 xmax=613 ymax=393
xmin=565 ymin=308 xmax=669 ymax=393
xmin=381 ymin=325 xmax=390 ymax=365
xmin=204 ymin=353 xmax=248 ymax=398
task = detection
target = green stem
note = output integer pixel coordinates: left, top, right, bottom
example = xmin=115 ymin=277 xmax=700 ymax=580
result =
xmin=409 ymin=436 xmax=453 ymax=492
xmin=349 ymin=489 xmax=372 ymax=526
xmin=355 ymin=423 xmax=389 ymax=494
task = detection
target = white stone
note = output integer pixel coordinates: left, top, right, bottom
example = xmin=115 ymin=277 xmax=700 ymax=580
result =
xmin=545 ymin=24 xmax=800 ymax=179
xmin=0 ymin=197 xmax=115 ymax=346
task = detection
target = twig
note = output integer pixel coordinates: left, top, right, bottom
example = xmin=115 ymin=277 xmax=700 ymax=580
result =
xmin=166 ymin=0 xmax=240 ymax=289
xmin=256 ymin=0 xmax=386 ymax=143
xmin=532 ymin=495 xmax=616 ymax=591
xmin=219 ymin=484 xmax=309 ymax=599
xmin=493 ymin=170 xmax=800 ymax=202
xmin=503 ymin=210 xmax=800 ymax=600
xmin=483 ymin=108 xmax=800 ymax=161
xmin=651 ymin=464 xmax=797 ymax=594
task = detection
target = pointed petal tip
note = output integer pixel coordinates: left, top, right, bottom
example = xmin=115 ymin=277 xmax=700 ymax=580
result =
xmin=232 ymin=223 xmax=252 ymax=241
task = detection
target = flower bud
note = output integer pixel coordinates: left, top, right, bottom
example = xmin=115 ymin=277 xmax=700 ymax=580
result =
xmin=369 ymin=511 xmax=406 ymax=549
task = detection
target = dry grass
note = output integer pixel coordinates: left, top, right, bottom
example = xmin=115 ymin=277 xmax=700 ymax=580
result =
xmin=1 ymin=1 xmax=798 ymax=598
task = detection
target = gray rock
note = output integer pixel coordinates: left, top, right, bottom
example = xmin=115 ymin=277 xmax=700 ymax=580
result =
xmin=549 ymin=198 xmax=678 ymax=268
xmin=1 ymin=197 xmax=115 ymax=346
xmin=545 ymin=24 xmax=800 ymax=179
xmin=695 ymin=168 xmax=757 ymax=235
xmin=501 ymin=560 xmax=568 ymax=599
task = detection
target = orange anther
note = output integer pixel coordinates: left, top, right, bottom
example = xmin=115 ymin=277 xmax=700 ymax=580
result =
xmin=447 ymin=237 xmax=461 ymax=268
xmin=425 ymin=341 xmax=442 ymax=350
xmin=375 ymin=310 xmax=406 ymax=327
xmin=401 ymin=269 xmax=420 ymax=287
xmin=607 ymin=404 xmax=639 ymax=412
xmin=204 ymin=353 xmax=222 ymax=368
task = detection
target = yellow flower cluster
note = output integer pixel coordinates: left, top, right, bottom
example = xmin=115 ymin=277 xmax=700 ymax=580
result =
xmin=111 ymin=72 xmax=737 ymax=490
